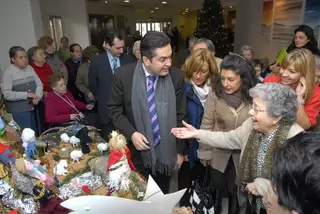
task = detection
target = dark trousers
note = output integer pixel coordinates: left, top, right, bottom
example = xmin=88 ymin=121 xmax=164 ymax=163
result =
xmin=100 ymin=122 xmax=114 ymax=141
xmin=210 ymin=157 xmax=237 ymax=193
xmin=128 ymin=142 xmax=171 ymax=194
xmin=12 ymin=110 xmax=40 ymax=136
xmin=38 ymin=100 xmax=49 ymax=134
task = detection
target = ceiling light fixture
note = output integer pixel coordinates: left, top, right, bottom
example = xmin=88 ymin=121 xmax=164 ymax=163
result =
xmin=230 ymin=5 xmax=233 ymax=8
xmin=182 ymin=12 xmax=185 ymax=15
xmin=185 ymin=8 xmax=189 ymax=10
xmin=162 ymin=2 xmax=167 ymax=4
xmin=104 ymin=0 xmax=107 ymax=3
xmin=155 ymin=7 xmax=159 ymax=10
xmin=151 ymin=10 xmax=154 ymax=13
xmin=124 ymin=0 xmax=130 ymax=2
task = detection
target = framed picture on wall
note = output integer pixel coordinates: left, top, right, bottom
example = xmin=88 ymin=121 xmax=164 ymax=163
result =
xmin=303 ymin=0 xmax=320 ymax=45
xmin=272 ymin=0 xmax=304 ymax=43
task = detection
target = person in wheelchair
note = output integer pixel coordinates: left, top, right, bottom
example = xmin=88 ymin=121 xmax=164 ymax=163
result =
xmin=45 ymin=73 xmax=94 ymax=126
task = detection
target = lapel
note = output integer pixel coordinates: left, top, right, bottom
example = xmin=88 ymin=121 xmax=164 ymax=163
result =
xmin=103 ymin=52 xmax=113 ymax=74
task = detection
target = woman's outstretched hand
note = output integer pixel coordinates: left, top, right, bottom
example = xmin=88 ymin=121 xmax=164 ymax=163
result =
xmin=171 ymin=120 xmax=200 ymax=139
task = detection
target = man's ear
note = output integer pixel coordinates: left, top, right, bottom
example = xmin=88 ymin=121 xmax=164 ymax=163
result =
xmin=142 ymin=56 xmax=151 ymax=66
xmin=105 ymin=43 xmax=111 ymax=50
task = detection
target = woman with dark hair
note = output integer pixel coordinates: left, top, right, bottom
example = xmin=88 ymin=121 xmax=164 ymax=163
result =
xmin=65 ymin=43 xmax=84 ymax=102
xmin=2 ymin=46 xmax=43 ymax=135
xmin=287 ymin=25 xmax=320 ymax=56
xmin=75 ymin=45 xmax=99 ymax=103
xmin=251 ymin=59 xmax=264 ymax=82
xmin=199 ymin=53 xmax=257 ymax=214
xmin=267 ymin=25 xmax=320 ymax=75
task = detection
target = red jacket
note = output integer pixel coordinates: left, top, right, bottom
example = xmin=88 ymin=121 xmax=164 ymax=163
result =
xmin=29 ymin=62 xmax=53 ymax=92
xmin=45 ymin=90 xmax=87 ymax=124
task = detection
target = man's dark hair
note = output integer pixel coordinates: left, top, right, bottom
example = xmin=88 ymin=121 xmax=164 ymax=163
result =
xmin=69 ymin=43 xmax=81 ymax=52
xmin=140 ymin=31 xmax=171 ymax=60
xmin=9 ymin=46 xmax=26 ymax=64
xmin=60 ymin=37 xmax=69 ymax=42
xmin=272 ymin=132 xmax=320 ymax=214
xmin=104 ymin=30 xmax=124 ymax=47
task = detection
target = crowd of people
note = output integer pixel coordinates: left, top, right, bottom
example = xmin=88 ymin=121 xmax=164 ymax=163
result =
xmin=1 ymin=23 xmax=320 ymax=214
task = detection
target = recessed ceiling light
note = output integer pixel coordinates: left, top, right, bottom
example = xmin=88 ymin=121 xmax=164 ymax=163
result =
xmin=162 ymin=1 xmax=167 ymax=4
xmin=124 ymin=0 xmax=130 ymax=2
xmin=151 ymin=10 xmax=154 ymax=13
xmin=155 ymin=7 xmax=159 ymax=10
xmin=182 ymin=12 xmax=185 ymax=15
xmin=230 ymin=5 xmax=233 ymax=8
xmin=185 ymin=8 xmax=189 ymax=10
xmin=104 ymin=0 xmax=107 ymax=3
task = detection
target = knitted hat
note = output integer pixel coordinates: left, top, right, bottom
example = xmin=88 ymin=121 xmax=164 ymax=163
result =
xmin=21 ymin=128 xmax=35 ymax=144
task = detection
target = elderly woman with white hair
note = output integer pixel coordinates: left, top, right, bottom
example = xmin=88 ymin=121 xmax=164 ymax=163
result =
xmin=132 ymin=40 xmax=141 ymax=60
xmin=171 ymin=83 xmax=304 ymax=214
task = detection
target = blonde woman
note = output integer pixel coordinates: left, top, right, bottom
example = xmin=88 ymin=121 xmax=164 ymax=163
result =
xmin=264 ymin=48 xmax=320 ymax=130
xmin=178 ymin=48 xmax=218 ymax=190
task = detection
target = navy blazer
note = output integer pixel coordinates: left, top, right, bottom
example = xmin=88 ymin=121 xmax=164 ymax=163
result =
xmin=88 ymin=52 xmax=134 ymax=124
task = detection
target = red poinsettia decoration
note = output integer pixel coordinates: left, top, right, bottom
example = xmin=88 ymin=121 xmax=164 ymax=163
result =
xmin=81 ymin=185 xmax=91 ymax=195
xmin=8 ymin=210 xmax=18 ymax=214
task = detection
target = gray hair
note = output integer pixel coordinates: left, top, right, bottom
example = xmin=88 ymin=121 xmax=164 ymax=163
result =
xmin=249 ymin=83 xmax=297 ymax=124
xmin=240 ymin=45 xmax=253 ymax=53
xmin=132 ymin=40 xmax=141 ymax=55
xmin=315 ymin=55 xmax=320 ymax=70
xmin=27 ymin=46 xmax=41 ymax=63
xmin=195 ymin=38 xmax=215 ymax=52
xmin=189 ymin=37 xmax=198 ymax=46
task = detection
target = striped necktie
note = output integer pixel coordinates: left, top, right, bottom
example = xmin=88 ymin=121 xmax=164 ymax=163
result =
xmin=112 ymin=57 xmax=118 ymax=73
xmin=147 ymin=75 xmax=161 ymax=147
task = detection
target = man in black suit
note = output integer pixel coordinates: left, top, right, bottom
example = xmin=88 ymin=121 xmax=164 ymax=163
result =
xmin=107 ymin=31 xmax=187 ymax=194
xmin=89 ymin=30 xmax=134 ymax=139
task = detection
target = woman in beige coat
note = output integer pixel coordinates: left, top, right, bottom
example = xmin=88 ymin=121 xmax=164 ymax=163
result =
xmin=172 ymin=83 xmax=304 ymax=214
xmin=199 ymin=54 xmax=257 ymax=214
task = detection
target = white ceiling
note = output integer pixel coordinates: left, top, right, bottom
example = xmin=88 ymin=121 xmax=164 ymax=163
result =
xmin=87 ymin=0 xmax=238 ymax=12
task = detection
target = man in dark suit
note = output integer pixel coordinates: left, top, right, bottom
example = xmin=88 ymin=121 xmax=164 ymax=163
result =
xmin=107 ymin=31 xmax=187 ymax=194
xmin=89 ymin=30 xmax=134 ymax=139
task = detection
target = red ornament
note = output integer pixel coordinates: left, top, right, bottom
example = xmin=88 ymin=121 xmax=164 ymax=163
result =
xmin=81 ymin=185 xmax=91 ymax=195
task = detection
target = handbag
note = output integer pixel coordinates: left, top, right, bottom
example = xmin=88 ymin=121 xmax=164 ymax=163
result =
xmin=180 ymin=161 xmax=216 ymax=214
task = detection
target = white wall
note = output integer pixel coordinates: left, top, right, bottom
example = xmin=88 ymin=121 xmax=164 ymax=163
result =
xmin=0 ymin=0 xmax=43 ymax=70
xmin=40 ymin=0 xmax=90 ymax=47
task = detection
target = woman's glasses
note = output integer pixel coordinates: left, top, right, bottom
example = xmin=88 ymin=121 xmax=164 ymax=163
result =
xmin=251 ymin=105 xmax=267 ymax=115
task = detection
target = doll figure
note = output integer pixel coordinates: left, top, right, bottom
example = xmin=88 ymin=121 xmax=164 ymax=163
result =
xmin=15 ymin=158 xmax=53 ymax=186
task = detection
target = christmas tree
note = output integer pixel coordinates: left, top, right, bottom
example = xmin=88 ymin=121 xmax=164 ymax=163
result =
xmin=194 ymin=0 xmax=233 ymax=58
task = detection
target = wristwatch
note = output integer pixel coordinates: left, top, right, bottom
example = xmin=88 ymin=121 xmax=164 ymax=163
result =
xmin=297 ymin=98 xmax=305 ymax=105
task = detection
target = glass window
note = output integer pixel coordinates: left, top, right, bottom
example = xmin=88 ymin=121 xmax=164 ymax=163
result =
xmin=141 ymin=23 xmax=147 ymax=36
xmin=155 ymin=23 xmax=161 ymax=32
